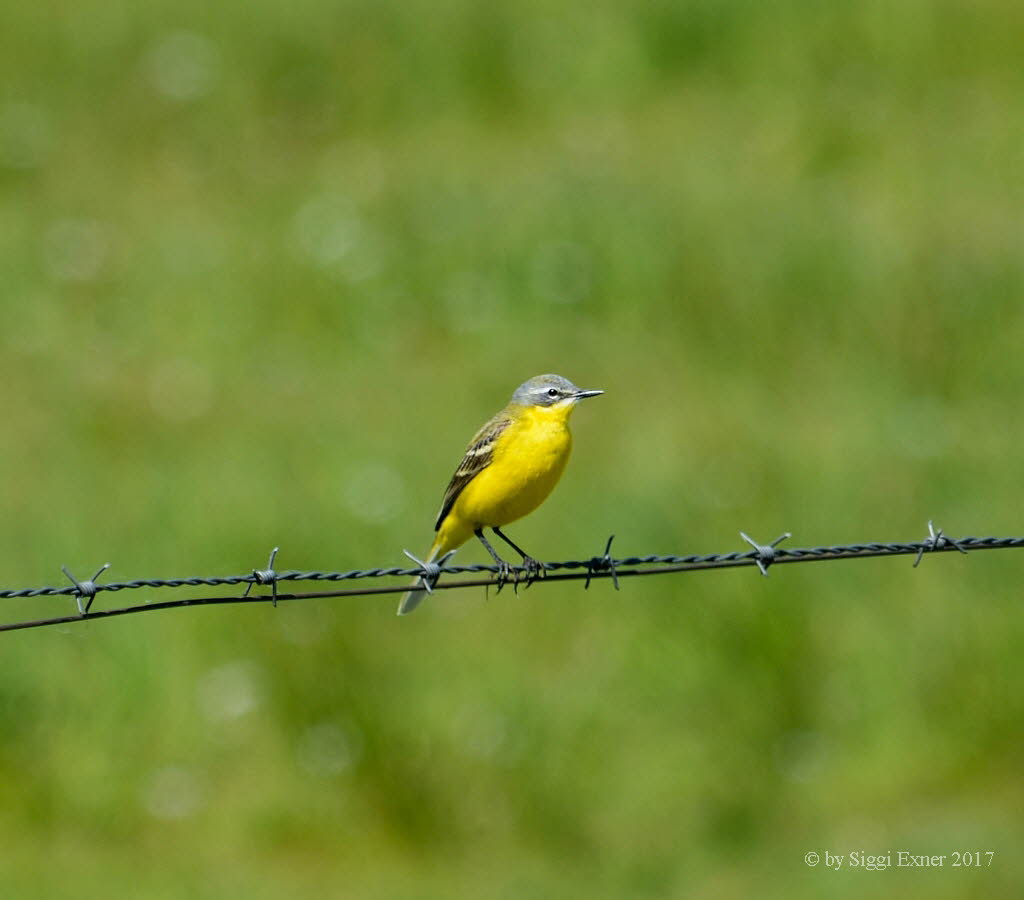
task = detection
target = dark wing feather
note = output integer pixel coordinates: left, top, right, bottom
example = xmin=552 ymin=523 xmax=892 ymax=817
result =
xmin=434 ymin=415 xmax=512 ymax=531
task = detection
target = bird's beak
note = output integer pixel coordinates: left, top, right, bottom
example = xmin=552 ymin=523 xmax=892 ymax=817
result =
xmin=574 ymin=389 xmax=604 ymax=399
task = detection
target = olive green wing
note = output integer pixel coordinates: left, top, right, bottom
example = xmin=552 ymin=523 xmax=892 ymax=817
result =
xmin=434 ymin=414 xmax=512 ymax=531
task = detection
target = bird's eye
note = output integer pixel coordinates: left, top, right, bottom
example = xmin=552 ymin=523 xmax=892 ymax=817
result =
xmin=547 ymin=388 xmax=559 ymax=397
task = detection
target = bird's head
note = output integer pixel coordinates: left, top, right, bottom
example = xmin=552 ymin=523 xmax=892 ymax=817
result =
xmin=511 ymin=374 xmax=603 ymax=411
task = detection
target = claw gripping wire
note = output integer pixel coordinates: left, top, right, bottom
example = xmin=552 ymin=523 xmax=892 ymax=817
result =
xmin=245 ymin=547 xmax=280 ymax=605
xmin=740 ymin=531 xmax=792 ymax=576
xmin=585 ymin=535 xmax=620 ymax=589
xmin=62 ymin=563 xmax=110 ymax=615
xmin=913 ymin=520 xmax=969 ymax=568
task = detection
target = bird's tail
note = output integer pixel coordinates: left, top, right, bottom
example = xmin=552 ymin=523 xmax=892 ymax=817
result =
xmin=397 ymin=541 xmax=442 ymax=616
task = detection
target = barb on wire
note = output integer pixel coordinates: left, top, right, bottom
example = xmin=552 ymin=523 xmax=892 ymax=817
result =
xmin=1 ymin=522 xmax=1019 ymax=634
xmin=402 ymin=549 xmax=457 ymax=595
xmin=585 ymin=535 xmax=619 ymax=590
xmin=913 ymin=520 xmax=968 ymax=568
xmin=739 ymin=531 xmax=792 ymax=576
xmin=61 ymin=562 xmax=110 ymax=615
xmin=245 ymin=547 xmax=280 ymax=606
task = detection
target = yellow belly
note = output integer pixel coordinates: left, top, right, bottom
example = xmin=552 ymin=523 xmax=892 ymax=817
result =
xmin=450 ymin=412 xmax=572 ymax=531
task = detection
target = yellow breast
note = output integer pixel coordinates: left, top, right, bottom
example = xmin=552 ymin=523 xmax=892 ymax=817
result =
xmin=452 ymin=404 xmax=573 ymax=529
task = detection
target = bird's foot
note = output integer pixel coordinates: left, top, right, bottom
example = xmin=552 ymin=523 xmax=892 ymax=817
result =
xmin=493 ymin=559 xmax=515 ymax=594
xmin=520 ymin=556 xmax=546 ymax=588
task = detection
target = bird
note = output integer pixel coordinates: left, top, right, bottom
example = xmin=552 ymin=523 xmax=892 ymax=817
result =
xmin=398 ymin=374 xmax=603 ymax=615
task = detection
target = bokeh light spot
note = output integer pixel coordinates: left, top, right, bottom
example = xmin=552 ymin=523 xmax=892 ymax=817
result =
xmin=296 ymin=721 xmax=362 ymax=777
xmin=343 ymin=462 xmax=405 ymax=524
xmin=197 ymin=660 xmax=262 ymax=723
xmin=44 ymin=219 xmax=109 ymax=283
xmin=142 ymin=765 xmax=205 ymax=820
xmin=145 ymin=32 xmax=220 ymax=102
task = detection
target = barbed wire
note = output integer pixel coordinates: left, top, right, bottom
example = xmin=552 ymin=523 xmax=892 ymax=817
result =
xmin=0 ymin=522 xmax=1018 ymax=633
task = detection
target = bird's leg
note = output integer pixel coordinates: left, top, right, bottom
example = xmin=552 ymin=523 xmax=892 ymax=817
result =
xmin=492 ymin=527 xmax=546 ymax=587
xmin=474 ymin=528 xmax=513 ymax=592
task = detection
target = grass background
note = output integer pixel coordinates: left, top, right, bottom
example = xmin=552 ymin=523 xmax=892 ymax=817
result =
xmin=2 ymin=1 xmax=1023 ymax=896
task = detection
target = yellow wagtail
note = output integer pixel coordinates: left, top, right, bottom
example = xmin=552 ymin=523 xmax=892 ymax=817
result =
xmin=399 ymin=374 xmax=603 ymax=615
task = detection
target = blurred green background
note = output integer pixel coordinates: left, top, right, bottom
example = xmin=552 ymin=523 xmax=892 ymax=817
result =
xmin=2 ymin=1 xmax=1023 ymax=897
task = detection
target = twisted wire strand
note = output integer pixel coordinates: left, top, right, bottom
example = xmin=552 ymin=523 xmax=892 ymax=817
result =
xmin=0 ymin=529 xmax=1019 ymax=633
